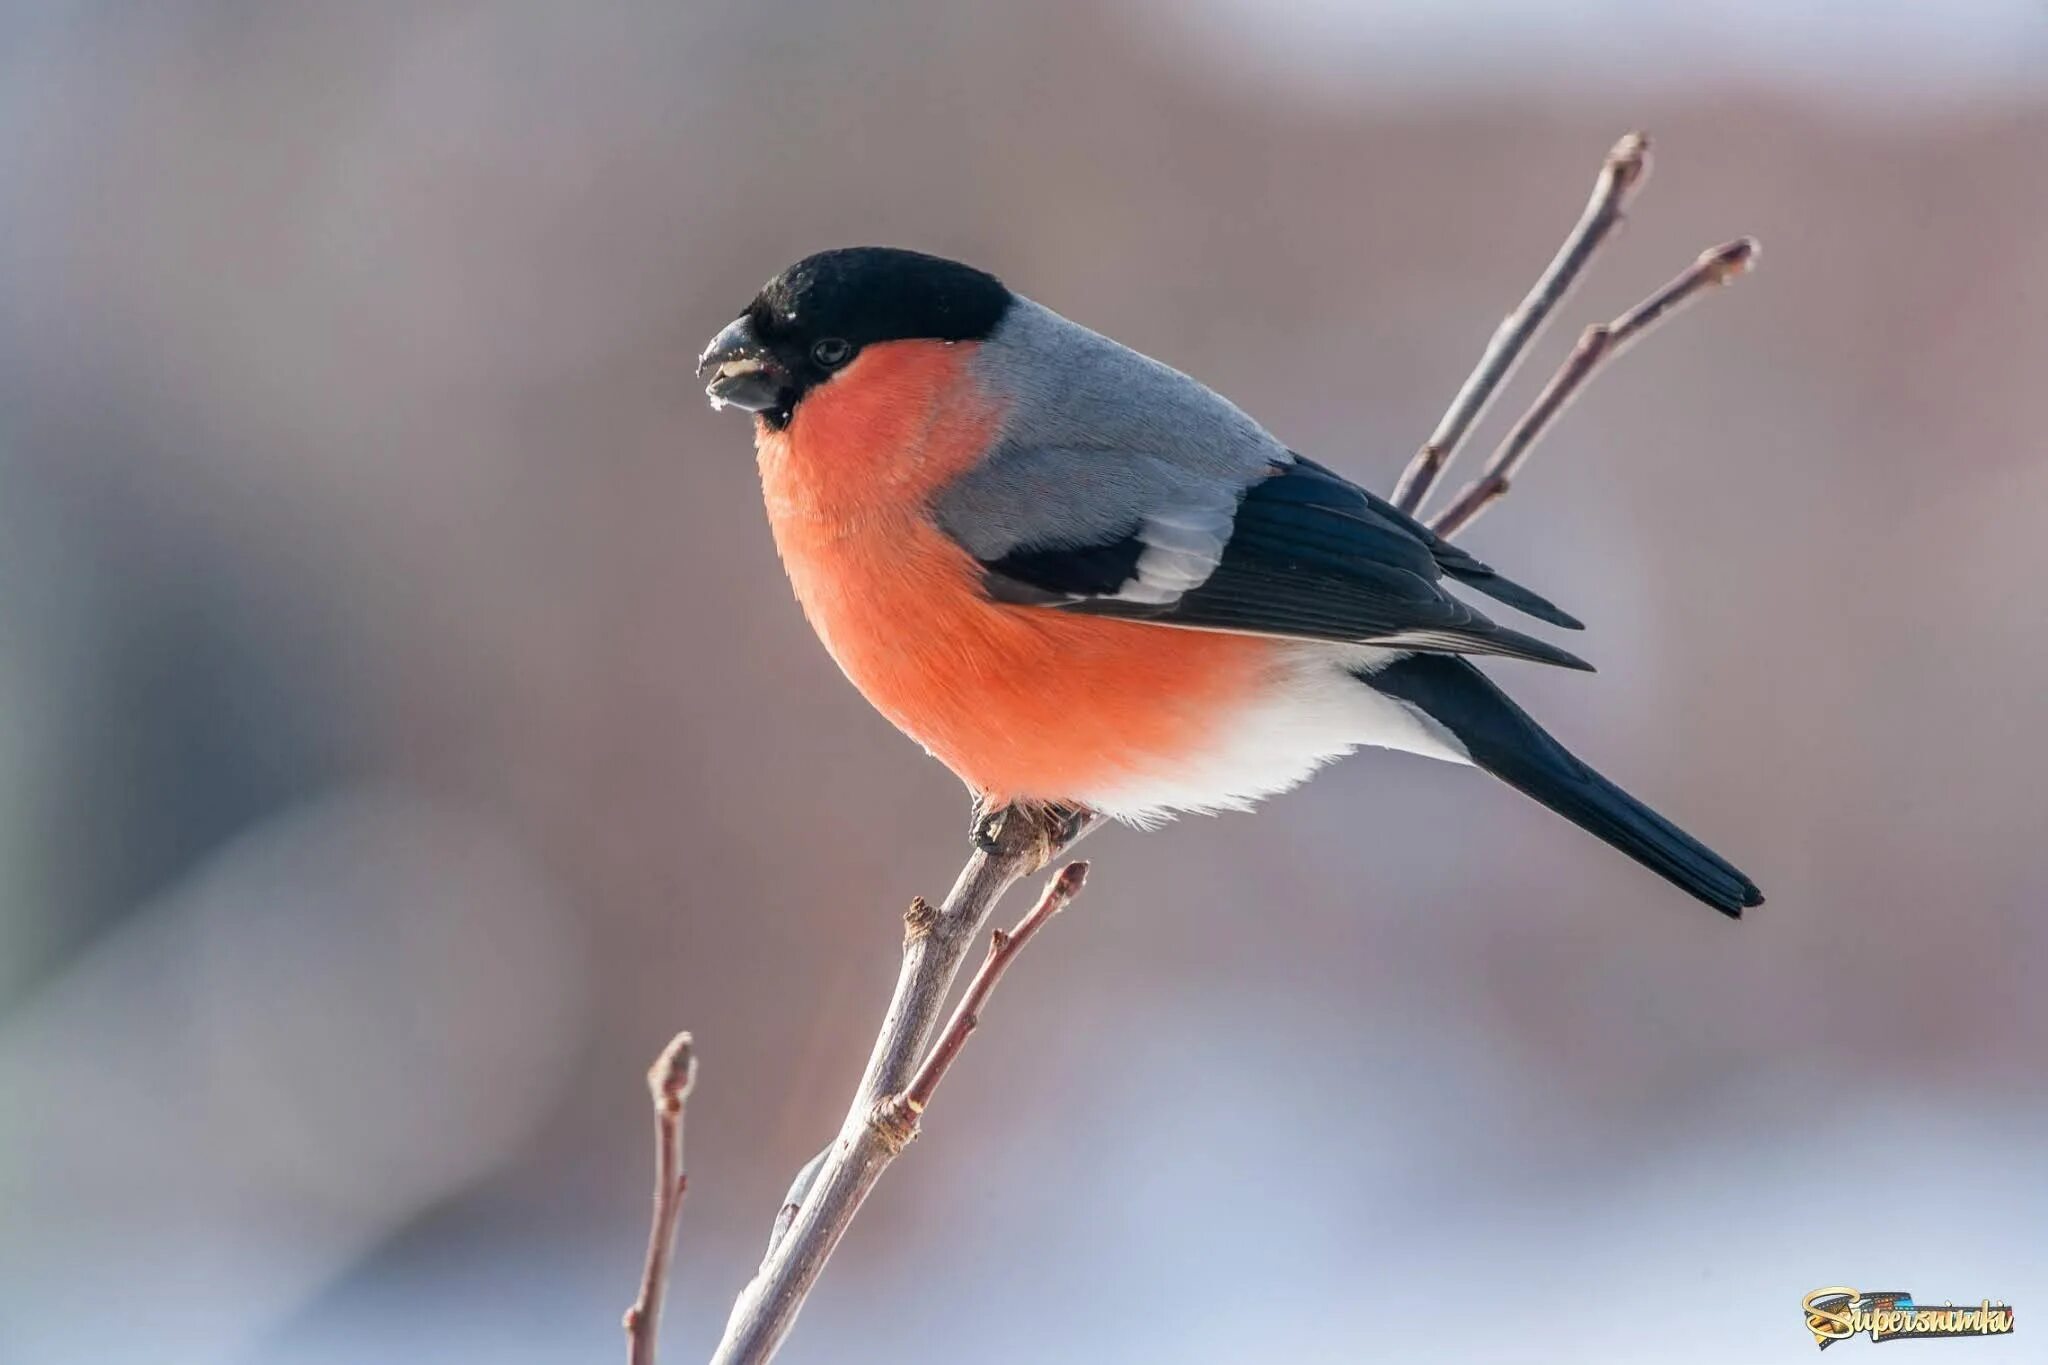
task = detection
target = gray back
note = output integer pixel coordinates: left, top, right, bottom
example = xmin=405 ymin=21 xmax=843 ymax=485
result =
xmin=932 ymin=298 xmax=1288 ymax=560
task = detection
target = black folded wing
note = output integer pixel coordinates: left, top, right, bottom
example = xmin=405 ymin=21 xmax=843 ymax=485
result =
xmin=977 ymin=456 xmax=1593 ymax=671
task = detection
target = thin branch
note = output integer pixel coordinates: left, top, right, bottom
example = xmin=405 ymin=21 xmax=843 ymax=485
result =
xmin=711 ymin=807 xmax=1099 ymax=1365
xmin=886 ymin=860 xmax=1088 ymax=1125
xmin=1426 ymin=237 xmax=1758 ymax=540
xmin=624 ymin=1032 xmax=697 ymax=1365
xmin=759 ymin=1149 xmax=827 ymax=1270
xmin=1391 ymin=131 xmax=1650 ymax=517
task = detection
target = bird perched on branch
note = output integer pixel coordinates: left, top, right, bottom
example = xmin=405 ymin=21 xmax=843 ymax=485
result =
xmin=700 ymin=247 xmax=1761 ymax=916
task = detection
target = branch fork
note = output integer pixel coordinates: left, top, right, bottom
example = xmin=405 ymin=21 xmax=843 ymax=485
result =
xmin=708 ymin=806 xmax=1097 ymax=1363
xmin=875 ymin=860 xmax=1089 ymax=1147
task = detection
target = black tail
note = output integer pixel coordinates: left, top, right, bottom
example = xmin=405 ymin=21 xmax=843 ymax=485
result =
xmin=1365 ymin=654 xmax=1763 ymax=917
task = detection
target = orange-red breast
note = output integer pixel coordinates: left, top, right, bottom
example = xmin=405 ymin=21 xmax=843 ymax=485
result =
xmin=700 ymin=248 xmax=1761 ymax=915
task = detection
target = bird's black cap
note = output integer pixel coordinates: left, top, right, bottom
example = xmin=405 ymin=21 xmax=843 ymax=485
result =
xmin=702 ymin=247 xmax=1012 ymax=427
xmin=747 ymin=247 xmax=1012 ymax=352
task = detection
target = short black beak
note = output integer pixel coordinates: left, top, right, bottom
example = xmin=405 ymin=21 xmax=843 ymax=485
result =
xmin=698 ymin=316 xmax=788 ymax=413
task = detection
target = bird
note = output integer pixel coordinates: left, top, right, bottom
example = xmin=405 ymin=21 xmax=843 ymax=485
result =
xmin=699 ymin=247 xmax=1762 ymax=916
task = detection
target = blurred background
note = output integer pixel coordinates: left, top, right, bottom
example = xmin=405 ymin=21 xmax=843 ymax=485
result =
xmin=2 ymin=3 xmax=2044 ymax=1361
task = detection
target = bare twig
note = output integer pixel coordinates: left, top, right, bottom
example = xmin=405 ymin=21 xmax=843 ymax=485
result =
xmin=1426 ymin=237 xmax=1757 ymax=539
xmin=1391 ymin=131 xmax=1650 ymax=517
xmin=759 ymin=1150 xmax=827 ymax=1269
xmin=624 ymin=1032 xmax=697 ymax=1365
xmin=712 ymin=808 xmax=1099 ymax=1364
xmin=884 ymin=860 xmax=1088 ymax=1127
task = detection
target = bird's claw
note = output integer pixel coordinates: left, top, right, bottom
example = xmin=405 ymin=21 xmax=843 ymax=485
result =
xmin=1038 ymin=802 xmax=1091 ymax=853
xmin=970 ymin=798 xmax=1008 ymax=853
xmin=969 ymin=799 xmax=1096 ymax=859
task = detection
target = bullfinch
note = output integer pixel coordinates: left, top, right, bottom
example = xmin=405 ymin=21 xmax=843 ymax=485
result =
xmin=699 ymin=247 xmax=1762 ymax=916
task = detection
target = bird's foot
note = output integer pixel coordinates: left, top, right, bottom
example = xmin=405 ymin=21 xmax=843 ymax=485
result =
xmin=970 ymin=798 xmax=1099 ymax=861
xmin=970 ymin=797 xmax=1008 ymax=854
xmin=1040 ymin=801 xmax=1096 ymax=854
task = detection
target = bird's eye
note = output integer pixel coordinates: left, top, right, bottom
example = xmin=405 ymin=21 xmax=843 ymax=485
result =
xmin=810 ymin=337 xmax=854 ymax=369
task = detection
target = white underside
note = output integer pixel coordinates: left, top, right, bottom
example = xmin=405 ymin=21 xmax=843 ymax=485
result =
xmin=1069 ymin=645 xmax=1472 ymax=826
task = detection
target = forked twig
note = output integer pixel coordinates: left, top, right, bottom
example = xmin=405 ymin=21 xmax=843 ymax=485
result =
xmin=882 ymin=861 xmax=1088 ymax=1130
xmin=1426 ymin=238 xmax=1757 ymax=539
xmin=624 ymin=1033 xmax=697 ymax=1365
xmin=1391 ymin=131 xmax=1650 ymax=516
xmin=711 ymin=812 xmax=1097 ymax=1364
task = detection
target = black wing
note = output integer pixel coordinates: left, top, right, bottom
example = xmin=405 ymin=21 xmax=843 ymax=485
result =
xmin=980 ymin=456 xmax=1593 ymax=670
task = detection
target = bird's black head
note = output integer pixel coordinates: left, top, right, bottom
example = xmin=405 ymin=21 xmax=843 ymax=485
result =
xmin=698 ymin=247 xmax=1012 ymax=428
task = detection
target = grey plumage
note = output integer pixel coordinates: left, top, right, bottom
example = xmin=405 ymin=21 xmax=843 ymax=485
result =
xmin=936 ymin=299 xmax=1277 ymax=558
xmin=934 ymin=297 xmax=1588 ymax=669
